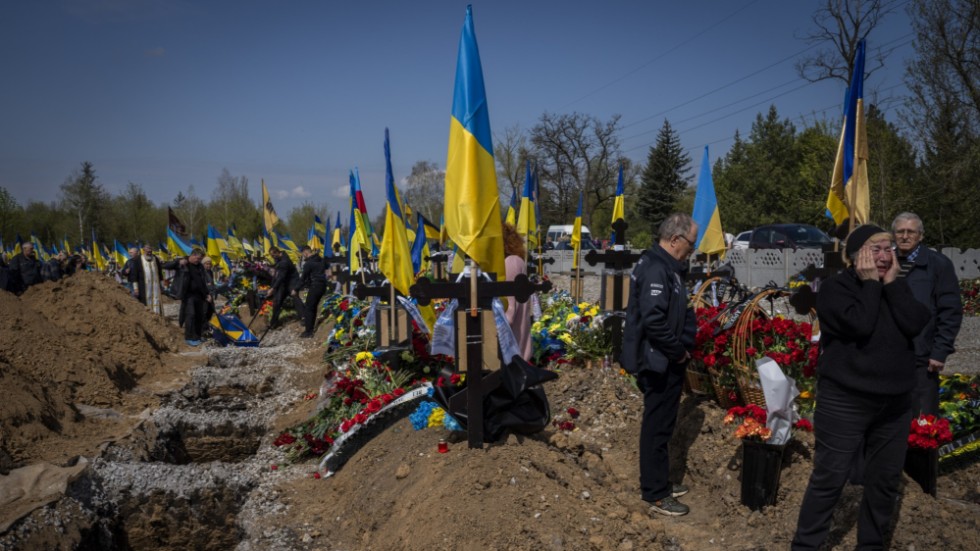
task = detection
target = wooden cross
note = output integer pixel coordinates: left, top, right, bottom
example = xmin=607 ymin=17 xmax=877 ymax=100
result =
xmin=411 ymin=267 xmax=552 ymax=448
xmin=527 ymin=253 xmax=554 ymax=277
xmin=583 ymin=219 xmax=642 ymax=360
xmin=352 ymin=279 xmax=410 ymax=350
xmin=425 ymin=251 xmax=451 ymax=282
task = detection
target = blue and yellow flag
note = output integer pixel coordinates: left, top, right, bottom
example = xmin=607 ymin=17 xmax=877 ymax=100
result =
xmin=692 ymin=146 xmax=726 ymax=256
xmin=206 ymin=224 xmax=226 ymax=263
xmin=572 ymin=191 xmax=583 ymax=270
xmin=443 ymin=5 xmax=505 ymax=281
xmin=167 ymin=227 xmax=192 ymax=257
xmin=218 ymin=251 xmax=232 ymax=277
xmin=505 ymin=187 xmax=517 ymax=227
xmin=226 ymin=225 xmax=246 ymax=259
xmin=30 ymin=233 xmax=49 ymax=261
xmin=277 ymin=231 xmax=301 ymax=264
xmin=13 ymin=234 xmax=23 ymax=256
xmin=62 ymin=236 xmax=72 ymax=255
xmin=90 ymin=230 xmax=107 ymax=271
xmin=419 ymin=214 xmax=441 ymax=241
xmin=515 ymin=160 xmax=537 ymax=249
xmin=411 ymin=212 xmax=429 ymax=274
xmin=113 ymin=240 xmax=129 ymax=267
xmin=827 ymin=39 xmax=870 ymax=228
xmin=611 ymin=163 xmax=625 ymax=242
xmin=379 ymin=128 xmax=416 ymax=297
xmin=331 ymin=210 xmax=345 ymax=255
xmin=261 ymin=180 xmax=280 ymax=253
xmin=242 ymin=237 xmax=255 ymax=257
xmin=348 ymin=169 xmax=372 ymax=271
xmin=308 ymin=214 xmax=327 ymax=252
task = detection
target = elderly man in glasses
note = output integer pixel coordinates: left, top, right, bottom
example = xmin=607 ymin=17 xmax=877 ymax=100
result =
xmin=891 ymin=212 xmax=963 ymax=415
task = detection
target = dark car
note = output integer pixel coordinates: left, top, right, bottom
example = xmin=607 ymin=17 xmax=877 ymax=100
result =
xmin=747 ymin=224 xmax=833 ymax=250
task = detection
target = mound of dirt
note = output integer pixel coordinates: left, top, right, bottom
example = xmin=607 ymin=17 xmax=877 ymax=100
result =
xmin=269 ymin=367 xmax=980 ymax=550
xmin=0 ymin=273 xmax=184 ymax=469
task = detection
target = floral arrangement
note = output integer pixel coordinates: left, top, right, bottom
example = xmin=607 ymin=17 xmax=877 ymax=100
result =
xmin=531 ymin=291 xmax=611 ymax=366
xmin=551 ymin=407 xmax=581 ymax=432
xmin=739 ymin=315 xmax=819 ymax=416
xmin=724 ymin=404 xmax=813 ymax=443
xmin=960 ymin=278 xmax=980 ymax=317
xmin=691 ymin=304 xmax=739 ymax=404
xmin=409 ymin=399 xmax=463 ymax=431
xmin=938 ymin=374 xmax=980 ymax=438
xmin=908 ymin=414 xmax=954 ymax=450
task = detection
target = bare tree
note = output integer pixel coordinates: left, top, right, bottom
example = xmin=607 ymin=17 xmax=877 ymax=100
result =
xmin=529 ymin=112 xmax=623 ymax=227
xmin=401 ymin=160 xmax=445 ymax=225
xmin=796 ymin=0 xmax=904 ymax=85
xmin=494 ymin=125 xmax=532 ymax=207
xmin=173 ymin=186 xmax=206 ymax=240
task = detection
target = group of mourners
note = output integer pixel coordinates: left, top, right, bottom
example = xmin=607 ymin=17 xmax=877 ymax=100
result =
xmin=0 ymin=242 xmax=93 ymax=294
xmin=622 ymin=211 xmax=962 ymax=550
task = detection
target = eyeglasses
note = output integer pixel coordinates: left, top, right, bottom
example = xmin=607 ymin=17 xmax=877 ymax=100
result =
xmin=675 ymin=234 xmax=696 ymax=248
xmin=894 ymin=229 xmax=921 ymax=236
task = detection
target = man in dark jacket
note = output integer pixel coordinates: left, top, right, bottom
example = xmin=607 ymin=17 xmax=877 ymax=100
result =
xmin=179 ymin=249 xmax=211 ymax=346
xmin=892 ymin=212 xmax=963 ymax=415
xmin=621 ymin=213 xmax=698 ymax=517
xmin=269 ymin=247 xmax=300 ymax=329
xmin=45 ymin=252 xmax=67 ymax=282
xmin=8 ymin=242 xmax=43 ymax=295
xmin=297 ymin=245 xmax=327 ymax=338
xmin=793 ymin=225 xmax=930 ymax=550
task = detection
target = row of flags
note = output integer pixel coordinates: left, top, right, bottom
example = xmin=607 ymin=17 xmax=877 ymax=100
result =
xmin=6 ymin=11 xmax=872 ymax=308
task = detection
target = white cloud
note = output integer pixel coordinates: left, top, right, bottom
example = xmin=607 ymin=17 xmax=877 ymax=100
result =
xmin=332 ymin=185 xmax=348 ymax=199
xmin=290 ymin=185 xmax=311 ymax=198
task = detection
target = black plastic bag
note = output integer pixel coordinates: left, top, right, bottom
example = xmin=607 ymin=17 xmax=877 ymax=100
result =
xmin=482 ymin=356 xmax=559 ymax=442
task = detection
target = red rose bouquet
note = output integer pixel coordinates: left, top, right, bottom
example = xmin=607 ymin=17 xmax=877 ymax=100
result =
xmin=908 ymin=414 xmax=953 ymax=450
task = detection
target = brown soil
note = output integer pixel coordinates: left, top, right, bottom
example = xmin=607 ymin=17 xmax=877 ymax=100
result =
xmin=0 ymin=272 xmax=190 ymax=471
xmin=1 ymin=274 xmax=979 ymax=549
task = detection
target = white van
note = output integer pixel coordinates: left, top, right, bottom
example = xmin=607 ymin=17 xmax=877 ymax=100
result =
xmin=545 ymin=225 xmax=596 ymax=250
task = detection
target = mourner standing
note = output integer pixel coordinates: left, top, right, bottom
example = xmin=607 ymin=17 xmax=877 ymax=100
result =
xmin=179 ymin=248 xmax=211 ymax=347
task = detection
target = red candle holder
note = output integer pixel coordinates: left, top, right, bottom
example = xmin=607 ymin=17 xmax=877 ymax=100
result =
xmin=438 ymin=439 xmax=449 ymax=454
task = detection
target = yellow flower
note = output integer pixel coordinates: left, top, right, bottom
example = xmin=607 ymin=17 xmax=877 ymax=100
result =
xmin=799 ymin=390 xmax=812 ymax=399
xmin=549 ymin=323 xmax=562 ymax=332
xmin=428 ymin=407 xmax=445 ymax=428
xmin=566 ymin=313 xmax=579 ymax=323
xmin=559 ymin=333 xmax=574 ymax=345
xmin=355 ymin=351 xmax=374 ymax=363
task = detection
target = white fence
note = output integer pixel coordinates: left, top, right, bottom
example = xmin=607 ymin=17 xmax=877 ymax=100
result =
xmin=541 ymin=247 xmax=980 ymax=287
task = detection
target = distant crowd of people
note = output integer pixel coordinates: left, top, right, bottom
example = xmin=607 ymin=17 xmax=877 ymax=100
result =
xmin=0 ymin=242 xmax=93 ymax=294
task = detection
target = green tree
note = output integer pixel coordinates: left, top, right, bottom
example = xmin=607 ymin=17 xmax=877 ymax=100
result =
xmin=173 ymin=187 xmax=206 ymax=240
xmin=637 ymin=119 xmax=692 ymax=238
xmin=60 ymin=161 xmax=110 ymax=243
xmin=109 ymin=182 xmax=157 ymax=245
xmin=209 ymin=169 xmax=261 ymax=237
xmin=0 ymin=186 xmax=20 ymax=242
xmin=284 ymin=202 xmax=327 ymax=247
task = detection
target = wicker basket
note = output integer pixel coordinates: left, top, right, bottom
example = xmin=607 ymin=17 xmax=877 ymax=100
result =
xmin=685 ymin=366 xmax=712 ymax=395
xmin=708 ymin=366 xmax=741 ymax=409
xmin=692 ymin=276 xmax=724 ymax=310
xmin=729 ymin=288 xmax=792 ymax=409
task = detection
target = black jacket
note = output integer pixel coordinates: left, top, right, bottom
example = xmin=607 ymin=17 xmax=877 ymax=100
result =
xmin=620 ymin=244 xmax=697 ymax=374
xmin=179 ymin=262 xmax=209 ymax=301
xmin=271 ymin=255 xmax=299 ymax=294
xmin=816 ymin=269 xmax=931 ymax=395
xmin=45 ymin=258 xmax=64 ymax=282
xmin=300 ymin=254 xmax=327 ymax=290
xmin=901 ymin=246 xmax=963 ymax=363
xmin=8 ymin=253 xmax=43 ymax=294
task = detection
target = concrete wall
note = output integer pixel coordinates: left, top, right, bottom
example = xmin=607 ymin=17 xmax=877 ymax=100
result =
xmin=541 ymin=247 xmax=980 ymax=287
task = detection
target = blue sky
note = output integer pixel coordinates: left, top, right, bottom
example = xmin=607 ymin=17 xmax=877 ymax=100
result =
xmin=0 ymin=0 xmax=915 ymax=219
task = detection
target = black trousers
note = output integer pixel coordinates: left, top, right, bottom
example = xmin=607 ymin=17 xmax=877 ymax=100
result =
xmin=270 ymin=288 xmax=289 ymax=327
xmin=793 ymin=379 xmax=912 ymax=550
xmin=303 ymin=284 xmax=326 ymax=333
xmin=183 ymin=295 xmax=207 ymax=340
xmin=636 ymin=363 xmax=686 ymax=502
xmin=911 ymin=361 xmax=940 ymax=415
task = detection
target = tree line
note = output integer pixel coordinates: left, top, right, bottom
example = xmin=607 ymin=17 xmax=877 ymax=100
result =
xmin=2 ymin=0 xmax=977 ymax=251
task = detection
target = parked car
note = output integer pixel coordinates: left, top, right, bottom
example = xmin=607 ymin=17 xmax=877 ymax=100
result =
xmin=747 ymin=224 xmax=833 ymax=250
xmin=732 ymin=231 xmax=751 ymax=250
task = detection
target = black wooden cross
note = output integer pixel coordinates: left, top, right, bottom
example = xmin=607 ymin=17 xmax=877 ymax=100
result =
xmin=425 ymin=251 xmax=452 ymax=282
xmin=527 ymin=253 xmax=554 ymax=277
xmin=352 ymin=279 xmax=410 ymax=350
xmin=411 ymin=269 xmax=552 ymax=448
xmin=583 ymin=219 xmax=643 ymax=360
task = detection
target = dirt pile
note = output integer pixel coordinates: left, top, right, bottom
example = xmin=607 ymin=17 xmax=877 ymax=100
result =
xmin=0 ymin=273 xmax=184 ymax=469
xmin=268 ymin=367 xmax=980 ymax=550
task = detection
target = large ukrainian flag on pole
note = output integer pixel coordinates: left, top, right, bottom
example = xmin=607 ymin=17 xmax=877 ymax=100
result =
xmin=261 ymin=180 xmax=280 ymax=254
xmin=692 ymin=146 xmax=726 ymax=256
xmin=444 ymin=5 xmax=505 ymax=281
xmin=571 ymin=191 xmax=583 ymax=271
xmin=610 ymin=163 xmax=625 ymax=242
xmin=826 ymin=39 xmax=870 ymax=231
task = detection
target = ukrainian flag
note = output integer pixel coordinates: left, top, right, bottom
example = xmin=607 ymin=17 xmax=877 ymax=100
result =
xmin=309 ymin=214 xmax=327 ymax=252
xmin=206 ymin=225 xmax=226 ymax=263
xmin=62 ymin=236 xmax=72 ymax=255
xmin=226 ymin=225 xmax=246 ymax=259
xmin=262 ymin=180 xmax=280 ymax=243
xmin=31 ymin=233 xmax=49 ymax=261
xmin=572 ymin=191 xmax=583 ymax=270
xmin=167 ymin=227 xmax=192 ymax=257
xmin=379 ymin=128 xmax=416 ymax=297
xmin=242 ymin=238 xmax=255 ymax=257
xmin=13 ymin=234 xmax=23 ymax=256
xmin=420 ymin=213 xmax=441 ymax=241
xmin=443 ymin=5 xmax=505 ymax=281
xmin=611 ymin=163 xmax=625 ymax=242
xmin=411 ymin=212 xmax=430 ymax=274
xmin=827 ymin=39 xmax=870 ymax=228
xmin=113 ymin=240 xmax=129 ymax=267
xmin=692 ymin=146 xmax=726 ymax=256
xmin=91 ymin=230 xmax=107 ymax=271
xmin=277 ymin=231 xmax=301 ymax=263
xmin=505 ymin=187 xmax=517 ymax=227
xmin=331 ymin=210 xmax=345 ymax=254
xmin=515 ymin=160 xmax=537 ymax=249
xmin=218 ymin=251 xmax=232 ymax=277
